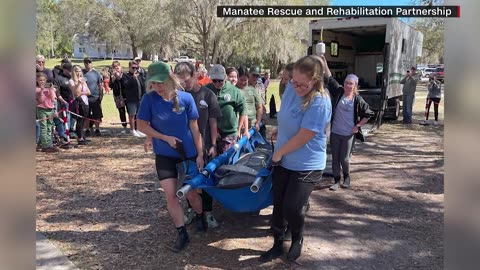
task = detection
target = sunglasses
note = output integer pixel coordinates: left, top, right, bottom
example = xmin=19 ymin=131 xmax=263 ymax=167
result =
xmin=37 ymin=61 xmax=45 ymax=64
xmin=131 ymin=66 xmax=138 ymax=70
xmin=212 ymin=79 xmax=224 ymax=83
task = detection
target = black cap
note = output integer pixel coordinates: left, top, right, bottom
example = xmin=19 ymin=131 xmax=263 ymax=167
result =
xmin=62 ymin=62 xmax=73 ymax=71
xmin=83 ymin=57 xmax=92 ymax=63
xmin=61 ymin=58 xmax=71 ymax=64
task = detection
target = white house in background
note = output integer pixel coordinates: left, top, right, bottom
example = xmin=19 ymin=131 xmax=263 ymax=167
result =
xmin=72 ymin=35 xmax=139 ymax=60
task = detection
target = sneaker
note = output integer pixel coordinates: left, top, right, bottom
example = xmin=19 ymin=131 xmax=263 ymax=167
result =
xmin=341 ymin=176 xmax=351 ymax=188
xmin=329 ymin=177 xmax=340 ymax=191
xmin=419 ymin=120 xmax=429 ymax=125
xmin=136 ymin=130 xmax=147 ymax=137
xmin=41 ymin=146 xmax=59 ymax=153
xmin=205 ymin=212 xmax=219 ymax=229
xmin=78 ymin=139 xmax=88 ymax=145
xmin=120 ymin=129 xmax=127 ymax=134
xmin=184 ymin=208 xmax=195 ymax=225
xmin=131 ymin=130 xmax=141 ymax=137
xmin=94 ymin=129 xmax=102 ymax=136
xmin=69 ymin=132 xmax=77 ymax=139
xmin=171 ymin=231 xmax=189 ymax=253
xmin=433 ymin=121 xmax=439 ymax=126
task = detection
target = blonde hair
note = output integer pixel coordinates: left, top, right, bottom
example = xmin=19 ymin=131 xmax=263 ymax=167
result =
xmin=71 ymin=65 xmax=83 ymax=82
xmin=101 ymin=67 xmax=110 ymax=78
xmin=294 ymin=56 xmax=329 ymax=110
xmin=149 ymin=74 xmax=184 ymax=112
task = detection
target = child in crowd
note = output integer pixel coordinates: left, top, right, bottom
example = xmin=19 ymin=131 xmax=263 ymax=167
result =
xmin=36 ymin=72 xmax=58 ymax=152
xmin=101 ymin=67 xmax=111 ymax=95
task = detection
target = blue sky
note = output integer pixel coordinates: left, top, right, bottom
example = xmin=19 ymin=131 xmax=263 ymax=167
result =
xmin=332 ymin=0 xmax=413 ymax=5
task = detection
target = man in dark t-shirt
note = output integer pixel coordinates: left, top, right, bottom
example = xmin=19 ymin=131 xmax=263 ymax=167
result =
xmin=174 ymin=62 xmax=222 ymax=229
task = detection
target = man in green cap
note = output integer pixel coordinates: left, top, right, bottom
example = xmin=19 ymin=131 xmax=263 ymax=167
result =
xmin=205 ymin=64 xmax=248 ymax=152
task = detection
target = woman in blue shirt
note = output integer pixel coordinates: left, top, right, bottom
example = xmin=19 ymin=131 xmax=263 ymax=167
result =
xmin=137 ymin=61 xmax=205 ymax=253
xmin=321 ymin=57 xmax=374 ymax=191
xmin=260 ymin=56 xmax=332 ymax=262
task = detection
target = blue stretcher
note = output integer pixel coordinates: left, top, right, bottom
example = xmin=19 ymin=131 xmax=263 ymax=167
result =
xmin=176 ymin=127 xmax=273 ymax=213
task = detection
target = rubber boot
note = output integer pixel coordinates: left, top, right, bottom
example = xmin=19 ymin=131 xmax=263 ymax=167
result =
xmin=259 ymin=229 xmax=284 ymax=262
xmin=284 ymin=225 xmax=292 ymax=241
xmin=329 ymin=176 xmax=341 ymax=191
xmin=172 ymin=226 xmax=189 ymax=253
xmin=341 ymin=174 xmax=351 ymax=188
xmin=287 ymin=232 xmax=304 ymax=262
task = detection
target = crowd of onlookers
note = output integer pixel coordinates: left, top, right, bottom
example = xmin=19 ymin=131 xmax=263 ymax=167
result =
xmin=35 ymin=55 xmax=274 ymax=153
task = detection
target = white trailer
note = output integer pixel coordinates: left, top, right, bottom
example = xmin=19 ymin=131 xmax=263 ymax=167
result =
xmin=308 ymin=17 xmax=423 ymax=126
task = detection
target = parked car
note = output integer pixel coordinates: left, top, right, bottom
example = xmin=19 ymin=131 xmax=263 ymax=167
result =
xmin=173 ymin=56 xmax=196 ymax=63
xmin=433 ymin=67 xmax=444 ymax=82
xmin=423 ymin=68 xmax=437 ymax=78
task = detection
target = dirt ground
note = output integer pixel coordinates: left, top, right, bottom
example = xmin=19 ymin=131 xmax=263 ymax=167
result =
xmin=36 ymin=84 xmax=444 ymax=270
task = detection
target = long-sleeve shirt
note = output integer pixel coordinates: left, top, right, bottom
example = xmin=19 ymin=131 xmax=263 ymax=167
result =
xmin=400 ymin=74 xmax=419 ymax=95
xmin=427 ymin=80 xmax=442 ymax=98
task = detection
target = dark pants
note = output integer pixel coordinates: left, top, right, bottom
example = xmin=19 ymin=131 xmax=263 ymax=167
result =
xmin=75 ymin=103 xmax=89 ymax=140
xmin=271 ymin=166 xmax=322 ymax=240
xmin=424 ymin=97 xmax=441 ymax=121
xmin=118 ymin=106 xmax=127 ymax=128
xmin=330 ymin=133 xmax=355 ymax=178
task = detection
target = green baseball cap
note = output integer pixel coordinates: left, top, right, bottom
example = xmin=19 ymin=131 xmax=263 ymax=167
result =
xmin=249 ymin=66 xmax=261 ymax=76
xmin=146 ymin=61 xmax=171 ymax=83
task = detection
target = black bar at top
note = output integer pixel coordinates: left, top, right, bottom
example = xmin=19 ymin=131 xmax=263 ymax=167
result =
xmin=217 ymin=5 xmax=460 ymax=18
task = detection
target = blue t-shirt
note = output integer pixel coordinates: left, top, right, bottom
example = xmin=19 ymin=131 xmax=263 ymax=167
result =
xmin=275 ymin=82 xmax=332 ymax=171
xmin=137 ymin=90 xmax=199 ymax=158
xmin=83 ymin=69 xmax=103 ymax=98
xmin=332 ymin=95 xmax=355 ymax=136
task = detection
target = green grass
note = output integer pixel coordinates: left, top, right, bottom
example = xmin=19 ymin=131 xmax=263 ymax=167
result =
xmin=44 ymin=58 xmax=180 ymax=71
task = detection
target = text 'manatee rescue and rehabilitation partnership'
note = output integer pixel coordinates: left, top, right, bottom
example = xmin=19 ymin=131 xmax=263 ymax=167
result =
xmin=217 ymin=6 xmax=460 ymax=18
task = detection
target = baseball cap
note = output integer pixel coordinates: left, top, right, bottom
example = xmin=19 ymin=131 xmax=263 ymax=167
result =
xmin=62 ymin=62 xmax=73 ymax=71
xmin=134 ymin=56 xmax=142 ymax=62
xmin=249 ymin=66 xmax=261 ymax=76
xmin=61 ymin=58 xmax=71 ymax=64
xmin=209 ymin=64 xmax=226 ymax=80
xmin=83 ymin=57 xmax=92 ymax=63
xmin=146 ymin=61 xmax=171 ymax=84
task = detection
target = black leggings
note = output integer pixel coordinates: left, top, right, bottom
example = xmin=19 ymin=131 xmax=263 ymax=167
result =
xmin=75 ymin=103 xmax=89 ymax=140
xmin=424 ymin=97 xmax=441 ymax=121
xmin=271 ymin=166 xmax=323 ymax=240
xmin=118 ymin=106 xmax=127 ymax=128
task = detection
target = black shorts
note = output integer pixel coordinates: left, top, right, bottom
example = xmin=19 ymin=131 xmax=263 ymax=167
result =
xmin=155 ymin=154 xmax=196 ymax=181
xmin=88 ymin=97 xmax=103 ymax=120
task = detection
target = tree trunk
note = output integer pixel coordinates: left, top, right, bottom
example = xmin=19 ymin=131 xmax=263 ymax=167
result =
xmin=211 ymin=37 xmax=219 ymax=66
xmin=129 ymin=33 xmax=138 ymax=58
xmin=271 ymin=52 xmax=279 ymax=78
xmin=202 ymin=34 xmax=209 ymax=67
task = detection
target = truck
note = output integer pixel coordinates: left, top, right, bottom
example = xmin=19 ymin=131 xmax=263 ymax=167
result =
xmin=174 ymin=55 xmax=196 ymax=63
xmin=308 ymin=17 xmax=424 ymax=128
